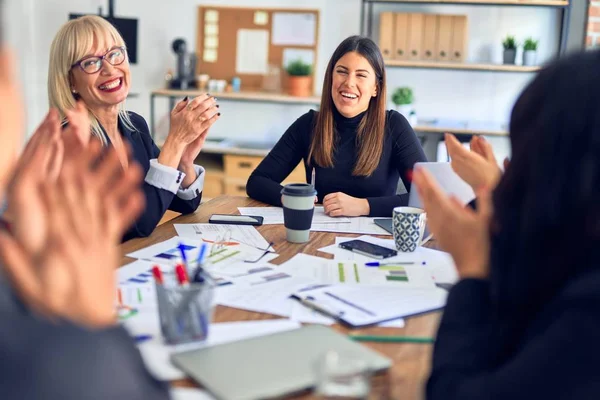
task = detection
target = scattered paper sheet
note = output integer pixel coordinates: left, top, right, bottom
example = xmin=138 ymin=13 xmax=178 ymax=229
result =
xmin=321 ymin=236 xmax=458 ymax=284
xmin=277 ymin=254 xmax=436 ymax=289
xmin=311 ymin=217 xmax=391 ymax=235
xmin=238 ymin=206 xmax=350 ymax=225
xmin=117 ymin=260 xmax=172 ymax=284
xmin=125 ymin=318 xmax=301 ymax=381
xmin=271 ymin=12 xmax=316 ymax=46
xmin=126 ymin=237 xmax=204 ymax=264
xmin=174 ymin=223 xmax=271 ymax=250
xmin=293 ymin=285 xmax=447 ymax=327
xmin=216 ymin=270 xmax=317 ymax=317
xmin=236 ymin=29 xmax=269 ymax=74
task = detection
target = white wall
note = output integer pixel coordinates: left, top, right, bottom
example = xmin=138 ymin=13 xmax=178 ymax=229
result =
xmin=8 ymin=0 xmax=564 ymax=160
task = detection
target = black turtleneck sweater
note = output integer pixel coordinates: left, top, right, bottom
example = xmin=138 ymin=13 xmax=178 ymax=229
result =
xmin=246 ymin=109 xmax=427 ymax=217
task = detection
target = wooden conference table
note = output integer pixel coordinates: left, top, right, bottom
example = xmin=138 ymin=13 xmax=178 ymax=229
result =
xmin=120 ymin=196 xmax=442 ymax=400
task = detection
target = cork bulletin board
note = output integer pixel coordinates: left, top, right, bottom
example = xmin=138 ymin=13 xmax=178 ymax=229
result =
xmin=196 ymin=6 xmax=320 ymax=91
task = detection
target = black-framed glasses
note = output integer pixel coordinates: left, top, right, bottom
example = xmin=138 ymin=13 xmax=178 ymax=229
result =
xmin=71 ymin=46 xmax=127 ymax=74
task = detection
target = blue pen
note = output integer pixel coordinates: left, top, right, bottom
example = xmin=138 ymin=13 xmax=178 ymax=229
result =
xmin=134 ymin=334 xmax=153 ymax=343
xmin=196 ymin=242 xmax=208 ymax=266
xmin=365 ymin=261 xmax=426 ymax=267
xmin=178 ymin=242 xmax=190 ymax=274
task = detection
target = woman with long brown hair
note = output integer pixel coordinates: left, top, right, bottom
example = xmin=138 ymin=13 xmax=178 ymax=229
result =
xmin=246 ymin=35 xmax=426 ymax=217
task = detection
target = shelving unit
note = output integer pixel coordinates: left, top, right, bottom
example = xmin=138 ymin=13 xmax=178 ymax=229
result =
xmin=385 ymin=59 xmax=542 ymax=72
xmin=361 ymin=0 xmax=572 ymax=56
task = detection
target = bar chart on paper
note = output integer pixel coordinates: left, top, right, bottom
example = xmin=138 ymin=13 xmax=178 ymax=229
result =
xmin=278 ymin=254 xmax=435 ymax=288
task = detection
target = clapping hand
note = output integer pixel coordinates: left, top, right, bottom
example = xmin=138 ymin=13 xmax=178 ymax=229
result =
xmin=413 ymin=166 xmax=492 ymax=280
xmin=0 ymin=138 xmax=145 ymax=328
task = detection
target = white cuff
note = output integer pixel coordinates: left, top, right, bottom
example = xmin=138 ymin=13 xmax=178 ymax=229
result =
xmin=145 ymin=159 xmax=185 ymax=195
xmin=177 ymin=165 xmax=205 ymax=200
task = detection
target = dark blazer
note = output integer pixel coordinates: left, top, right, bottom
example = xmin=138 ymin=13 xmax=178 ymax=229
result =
xmin=0 ymin=281 xmax=169 ymax=400
xmin=110 ymin=112 xmax=203 ymax=241
xmin=427 ymin=268 xmax=600 ymax=399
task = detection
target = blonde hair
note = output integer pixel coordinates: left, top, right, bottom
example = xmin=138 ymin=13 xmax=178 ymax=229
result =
xmin=48 ymin=15 xmax=136 ymax=144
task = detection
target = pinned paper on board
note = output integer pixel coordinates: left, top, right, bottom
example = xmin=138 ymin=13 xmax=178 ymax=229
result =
xmin=236 ymin=29 xmax=269 ymax=74
xmin=282 ymin=48 xmax=314 ymax=69
xmin=204 ymin=36 xmax=218 ymax=49
xmin=205 ymin=10 xmax=219 ymax=23
xmin=203 ymin=49 xmax=217 ymax=63
xmin=272 ymin=12 xmax=316 ymax=46
xmin=254 ymin=11 xmax=268 ymax=25
xmin=204 ymin=23 xmax=218 ymax=36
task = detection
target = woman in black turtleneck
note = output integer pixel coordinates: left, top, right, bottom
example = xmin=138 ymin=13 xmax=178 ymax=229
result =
xmin=246 ymin=36 xmax=426 ymax=218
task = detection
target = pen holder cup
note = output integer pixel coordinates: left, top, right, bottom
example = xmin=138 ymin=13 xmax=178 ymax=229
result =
xmin=155 ymin=280 xmax=215 ymax=345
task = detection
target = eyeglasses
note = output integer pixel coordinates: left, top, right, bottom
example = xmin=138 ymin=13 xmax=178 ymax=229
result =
xmin=71 ymin=46 xmax=127 ymax=74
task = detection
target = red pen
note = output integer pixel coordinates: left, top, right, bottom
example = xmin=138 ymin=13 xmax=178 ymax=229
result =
xmin=152 ymin=265 xmax=164 ymax=285
xmin=175 ymin=264 xmax=190 ymax=287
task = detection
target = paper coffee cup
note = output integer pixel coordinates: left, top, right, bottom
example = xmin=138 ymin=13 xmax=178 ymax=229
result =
xmin=281 ymin=183 xmax=317 ymax=243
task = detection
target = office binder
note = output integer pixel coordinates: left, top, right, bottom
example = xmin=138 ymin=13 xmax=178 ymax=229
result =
xmin=379 ymin=12 xmax=395 ymax=60
xmin=407 ymin=13 xmax=424 ymax=61
xmin=394 ymin=13 xmax=409 ymax=60
xmin=451 ymin=16 xmax=468 ymax=62
xmin=291 ymin=284 xmax=448 ymax=328
xmin=436 ymin=15 xmax=453 ymax=62
xmin=422 ymin=14 xmax=439 ymax=62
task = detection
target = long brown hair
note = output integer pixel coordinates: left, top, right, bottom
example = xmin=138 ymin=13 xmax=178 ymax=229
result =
xmin=308 ymin=35 xmax=387 ymax=177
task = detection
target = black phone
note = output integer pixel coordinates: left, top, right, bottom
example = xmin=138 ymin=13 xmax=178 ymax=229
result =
xmin=208 ymin=214 xmax=264 ymax=226
xmin=338 ymin=239 xmax=397 ymax=259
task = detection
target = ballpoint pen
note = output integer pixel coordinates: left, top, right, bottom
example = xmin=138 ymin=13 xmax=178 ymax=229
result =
xmin=311 ymin=167 xmax=316 ymax=188
xmin=365 ymin=261 xmax=426 ymax=267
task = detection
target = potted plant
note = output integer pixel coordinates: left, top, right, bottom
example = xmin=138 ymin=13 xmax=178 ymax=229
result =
xmin=502 ymin=35 xmax=517 ymax=65
xmin=286 ymin=59 xmax=313 ymax=97
xmin=523 ymin=37 xmax=539 ymax=66
xmin=391 ymin=87 xmax=414 ymax=118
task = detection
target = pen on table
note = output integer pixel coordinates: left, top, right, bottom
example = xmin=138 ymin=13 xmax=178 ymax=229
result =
xmin=152 ymin=265 xmax=164 ymax=285
xmin=193 ymin=243 xmax=208 ymax=283
xmin=177 ymin=242 xmax=190 ymax=273
xmin=365 ymin=261 xmax=426 ymax=267
xmin=134 ymin=334 xmax=153 ymax=344
xmin=349 ymin=335 xmax=435 ymax=344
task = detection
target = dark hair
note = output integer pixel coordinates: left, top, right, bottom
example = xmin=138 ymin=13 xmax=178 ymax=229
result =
xmin=309 ymin=35 xmax=386 ymax=176
xmin=491 ymin=50 xmax=600 ymax=323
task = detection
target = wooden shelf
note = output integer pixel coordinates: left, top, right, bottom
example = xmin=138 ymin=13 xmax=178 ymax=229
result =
xmin=385 ymin=59 xmax=541 ymax=72
xmin=414 ymin=120 xmax=508 ymax=136
xmin=152 ymin=89 xmax=321 ymax=106
xmin=365 ymin=0 xmax=569 ymax=7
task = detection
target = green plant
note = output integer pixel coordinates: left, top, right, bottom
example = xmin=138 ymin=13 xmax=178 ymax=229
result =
xmin=502 ymin=35 xmax=517 ymax=50
xmin=391 ymin=87 xmax=414 ymax=106
xmin=286 ymin=59 xmax=312 ymax=76
xmin=524 ymin=37 xmax=539 ymax=51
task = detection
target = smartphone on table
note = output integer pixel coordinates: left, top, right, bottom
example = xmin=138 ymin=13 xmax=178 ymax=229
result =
xmin=338 ymin=239 xmax=397 ymax=259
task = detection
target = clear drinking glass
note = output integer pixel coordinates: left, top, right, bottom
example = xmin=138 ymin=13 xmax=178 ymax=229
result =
xmin=314 ymin=350 xmax=372 ymax=399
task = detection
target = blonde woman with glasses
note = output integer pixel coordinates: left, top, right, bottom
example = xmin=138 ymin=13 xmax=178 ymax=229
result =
xmin=48 ymin=15 xmax=220 ymax=240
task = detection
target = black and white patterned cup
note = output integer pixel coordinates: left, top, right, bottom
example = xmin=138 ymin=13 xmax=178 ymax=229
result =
xmin=392 ymin=207 xmax=427 ymax=253
xmin=281 ymin=183 xmax=317 ymax=243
